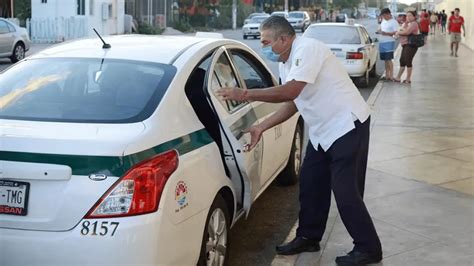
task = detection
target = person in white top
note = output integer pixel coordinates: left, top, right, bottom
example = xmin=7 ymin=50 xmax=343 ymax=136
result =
xmin=218 ymin=16 xmax=382 ymax=265
xmin=376 ymin=8 xmax=399 ymax=81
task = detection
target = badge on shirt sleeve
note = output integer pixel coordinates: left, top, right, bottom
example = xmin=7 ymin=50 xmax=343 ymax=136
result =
xmin=295 ymin=58 xmax=301 ymax=67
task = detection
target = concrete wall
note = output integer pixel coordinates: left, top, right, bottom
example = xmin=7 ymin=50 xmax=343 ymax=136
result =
xmin=32 ymin=0 xmax=76 ymax=18
xmin=436 ymin=0 xmax=473 ymax=50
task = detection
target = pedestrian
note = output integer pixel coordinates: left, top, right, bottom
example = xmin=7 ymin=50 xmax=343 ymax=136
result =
xmin=448 ymin=8 xmax=465 ymax=57
xmin=440 ymin=10 xmax=448 ymax=34
xmin=430 ymin=12 xmax=438 ymax=34
xmin=217 ymin=16 xmax=382 ymax=266
xmin=419 ymin=12 xmax=430 ymax=42
xmin=376 ymin=8 xmax=399 ymax=81
xmin=393 ymin=11 xmax=420 ymax=84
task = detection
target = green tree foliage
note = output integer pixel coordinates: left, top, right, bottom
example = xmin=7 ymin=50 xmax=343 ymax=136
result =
xmin=13 ymin=0 xmax=31 ymax=26
xmin=333 ymin=0 xmax=361 ymax=9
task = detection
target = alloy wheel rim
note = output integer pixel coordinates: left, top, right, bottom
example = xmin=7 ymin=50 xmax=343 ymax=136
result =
xmin=206 ymin=208 xmax=227 ymax=266
xmin=15 ymin=46 xmax=25 ymax=60
xmin=294 ymin=129 xmax=302 ymax=175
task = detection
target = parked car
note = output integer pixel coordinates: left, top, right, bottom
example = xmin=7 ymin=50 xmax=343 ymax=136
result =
xmin=304 ymin=22 xmax=378 ymax=87
xmin=335 ymin=13 xmax=348 ymax=22
xmin=0 ymin=34 xmax=303 ymax=266
xmin=288 ymin=11 xmax=311 ymax=32
xmin=0 ymin=18 xmax=30 ymax=63
xmin=271 ymin=11 xmax=290 ymax=20
xmin=243 ymin=12 xmax=269 ymax=25
xmin=242 ymin=15 xmax=268 ymax=39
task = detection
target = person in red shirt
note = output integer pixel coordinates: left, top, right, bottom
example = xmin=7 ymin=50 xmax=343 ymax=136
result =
xmin=448 ymin=8 xmax=466 ymax=57
xmin=419 ymin=13 xmax=430 ymax=42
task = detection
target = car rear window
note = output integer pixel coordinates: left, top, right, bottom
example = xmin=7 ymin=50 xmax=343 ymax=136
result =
xmin=305 ymin=26 xmax=361 ymax=44
xmin=0 ymin=58 xmax=176 ymax=123
xmin=289 ymin=13 xmax=304 ymax=18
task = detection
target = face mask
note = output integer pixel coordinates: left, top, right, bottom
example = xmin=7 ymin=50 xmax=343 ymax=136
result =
xmin=262 ymin=45 xmax=281 ymax=62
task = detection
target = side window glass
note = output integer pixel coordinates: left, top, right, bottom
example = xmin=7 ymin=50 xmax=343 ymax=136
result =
xmin=361 ymin=28 xmax=370 ymax=44
xmin=211 ymin=53 xmax=245 ymax=112
xmin=7 ymin=22 xmax=15 ymax=32
xmin=0 ymin=21 xmax=9 ymax=34
xmin=230 ymin=51 xmax=272 ymax=89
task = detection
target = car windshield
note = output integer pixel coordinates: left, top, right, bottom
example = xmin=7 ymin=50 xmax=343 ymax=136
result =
xmin=289 ymin=13 xmax=304 ymax=18
xmin=0 ymin=58 xmax=176 ymax=123
xmin=304 ymin=26 xmax=361 ymax=44
xmin=272 ymin=13 xmax=286 ymax=17
xmin=250 ymin=16 xmax=267 ymax=23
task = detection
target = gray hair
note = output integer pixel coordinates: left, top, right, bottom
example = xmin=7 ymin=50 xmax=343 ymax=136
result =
xmin=260 ymin=16 xmax=295 ymax=40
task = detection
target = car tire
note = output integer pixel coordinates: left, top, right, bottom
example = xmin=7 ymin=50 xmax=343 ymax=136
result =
xmin=243 ymin=35 xmax=248 ymax=40
xmin=10 ymin=42 xmax=25 ymax=63
xmin=276 ymin=121 xmax=303 ymax=186
xmin=369 ymin=62 xmax=377 ymax=78
xmin=197 ymin=194 xmax=230 ymax=266
xmin=358 ymin=67 xmax=370 ymax=88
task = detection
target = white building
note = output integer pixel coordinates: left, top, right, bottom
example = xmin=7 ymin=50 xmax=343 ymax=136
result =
xmin=30 ymin=0 xmax=125 ymax=43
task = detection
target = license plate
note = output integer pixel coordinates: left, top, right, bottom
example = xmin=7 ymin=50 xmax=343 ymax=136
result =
xmin=0 ymin=180 xmax=30 ymax=216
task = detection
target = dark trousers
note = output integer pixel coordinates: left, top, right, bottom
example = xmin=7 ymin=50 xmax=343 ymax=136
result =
xmin=296 ymin=117 xmax=382 ymax=253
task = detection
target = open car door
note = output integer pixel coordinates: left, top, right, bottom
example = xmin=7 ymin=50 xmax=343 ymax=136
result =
xmin=203 ymin=47 xmax=264 ymax=217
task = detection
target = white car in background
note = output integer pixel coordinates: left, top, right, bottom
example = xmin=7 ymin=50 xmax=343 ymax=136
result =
xmin=288 ymin=11 xmax=311 ymax=32
xmin=271 ymin=11 xmax=289 ymax=20
xmin=304 ymin=22 xmax=378 ymax=87
xmin=0 ymin=18 xmax=30 ymax=63
xmin=243 ymin=12 xmax=269 ymax=25
xmin=242 ymin=15 xmax=268 ymax=39
xmin=0 ymin=34 xmax=302 ymax=266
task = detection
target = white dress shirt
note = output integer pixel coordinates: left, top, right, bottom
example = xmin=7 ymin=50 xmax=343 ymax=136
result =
xmin=279 ymin=36 xmax=370 ymax=151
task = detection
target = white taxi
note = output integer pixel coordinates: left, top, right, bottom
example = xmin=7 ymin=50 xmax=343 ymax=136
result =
xmin=242 ymin=15 xmax=269 ymax=39
xmin=0 ymin=34 xmax=302 ymax=266
xmin=303 ymin=22 xmax=378 ymax=87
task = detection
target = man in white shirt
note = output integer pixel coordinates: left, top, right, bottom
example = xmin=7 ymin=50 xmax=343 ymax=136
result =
xmin=218 ymin=16 xmax=382 ymax=266
xmin=376 ymin=8 xmax=399 ymax=81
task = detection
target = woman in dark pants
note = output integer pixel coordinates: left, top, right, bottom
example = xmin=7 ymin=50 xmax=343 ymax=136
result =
xmin=394 ymin=11 xmax=420 ymax=84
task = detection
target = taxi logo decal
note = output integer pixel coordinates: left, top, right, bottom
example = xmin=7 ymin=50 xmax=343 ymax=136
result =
xmin=175 ymin=181 xmax=189 ymax=212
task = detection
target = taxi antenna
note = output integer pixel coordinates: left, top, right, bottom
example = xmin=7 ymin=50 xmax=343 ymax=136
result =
xmin=93 ymin=28 xmax=111 ymax=49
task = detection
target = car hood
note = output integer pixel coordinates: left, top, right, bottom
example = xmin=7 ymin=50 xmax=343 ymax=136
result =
xmin=243 ymin=23 xmax=261 ymax=28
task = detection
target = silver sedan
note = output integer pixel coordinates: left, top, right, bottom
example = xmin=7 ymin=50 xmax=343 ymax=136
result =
xmin=0 ymin=18 xmax=30 ymax=63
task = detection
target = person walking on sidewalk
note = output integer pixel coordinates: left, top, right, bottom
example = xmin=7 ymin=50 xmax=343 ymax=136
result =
xmin=440 ymin=10 xmax=448 ymax=34
xmin=448 ymin=8 xmax=465 ymax=57
xmin=218 ymin=16 xmax=383 ymax=266
xmin=377 ymin=8 xmax=399 ymax=81
xmin=430 ymin=12 xmax=438 ymax=35
xmin=394 ymin=11 xmax=420 ymax=84
xmin=419 ymin=12 xmax=430 ymax=42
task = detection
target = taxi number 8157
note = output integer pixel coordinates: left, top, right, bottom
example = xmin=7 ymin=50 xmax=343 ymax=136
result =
xmin=80 ymin=221 xmax=119 ymax=236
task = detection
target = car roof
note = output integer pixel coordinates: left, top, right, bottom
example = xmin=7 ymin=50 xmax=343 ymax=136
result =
xmin=308 ymin=23 xmax=363 ymax=28
xmin=29 ymin=35 xmax=216 ymax=64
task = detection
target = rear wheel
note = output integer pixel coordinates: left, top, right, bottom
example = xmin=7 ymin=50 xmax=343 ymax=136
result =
xmin=358 ymin=66 xmax=370 ymax=88
xmin=276 ymin=122 xmax=303 ymax=186
xmin=10 ymin=43 xmax=25 ymax=63
xmin=198 ymin=195 xmax=230 ymax=266
xmin=369 ymin=61 xmax=377 ymax=77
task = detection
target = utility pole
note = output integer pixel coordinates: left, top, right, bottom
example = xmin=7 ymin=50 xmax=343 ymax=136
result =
xmin=232 ymin=0 xmax=237 ymax=30
xmin=284 ymin=0 xmax=288 ymax=12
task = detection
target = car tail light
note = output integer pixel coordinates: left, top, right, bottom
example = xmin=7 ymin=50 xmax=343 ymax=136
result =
xmin=85 ymin=150 xmax=179 ymax=218
xmin=346 ymin=52 xmax=364 ymax=60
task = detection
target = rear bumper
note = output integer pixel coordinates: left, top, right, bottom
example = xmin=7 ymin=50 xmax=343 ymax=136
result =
xmin=243 ymin=30 xmax=260 ymax=36
xmin=336 ymin=59 xmax=367 ymax=77
xmin=0 ymin=209 xmax=208 ymax=266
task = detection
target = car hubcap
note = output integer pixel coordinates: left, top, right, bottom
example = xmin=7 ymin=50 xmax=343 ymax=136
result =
xmin=206 ymin=208 xmax=227 ymax=266
xmin=294 ymin=129 xmax=302 ymax=175
xmin=15 ymin=46 xmax=25 ymax=60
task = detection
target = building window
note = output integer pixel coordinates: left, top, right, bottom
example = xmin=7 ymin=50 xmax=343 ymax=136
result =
xmin=77 ymin=0 xmax=85 ymax=15
xmin=41 ymin=0 xmax=47 ymax=3
xmin=89 ymin=0 xmax=94 ymax=15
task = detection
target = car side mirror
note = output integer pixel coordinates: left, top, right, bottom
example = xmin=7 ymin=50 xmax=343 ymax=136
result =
xmin=374 ymin=38 xmax=379 ymax=42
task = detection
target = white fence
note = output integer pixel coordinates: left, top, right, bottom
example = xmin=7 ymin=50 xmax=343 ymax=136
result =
xmin=27 ymin=16 xmax=89 ymax=43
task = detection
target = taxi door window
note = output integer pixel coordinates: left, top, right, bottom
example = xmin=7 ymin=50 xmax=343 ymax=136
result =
xmin=230 ymin=50 xmax=273 ymax=89
xmin=360 ymin=28 xmax=370 ymax=44
xmin=211 ymin=53 xmax=246 ymax=113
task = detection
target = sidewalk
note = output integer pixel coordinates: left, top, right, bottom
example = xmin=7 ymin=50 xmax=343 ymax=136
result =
xmin=272 ymin=35 xmax=474 ymax=265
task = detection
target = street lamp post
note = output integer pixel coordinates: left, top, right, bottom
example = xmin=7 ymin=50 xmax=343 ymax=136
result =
xmin=232 ymin=0 xmax=237 ymax=30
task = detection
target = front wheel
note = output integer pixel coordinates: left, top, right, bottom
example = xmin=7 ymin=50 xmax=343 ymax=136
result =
xmin=276 ymin=122 xmax=303 ymax=186
xmin=10 ymin=43 xmax=25 ymax=63
xmin=198 ymin=194 xmax=230 ymax=266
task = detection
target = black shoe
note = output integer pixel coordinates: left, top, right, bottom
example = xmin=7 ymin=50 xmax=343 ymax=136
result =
xmin=335 ymin=250 xmax=382 ymax=265
xmin=275 ymin=236 xmax=320 ymax=255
